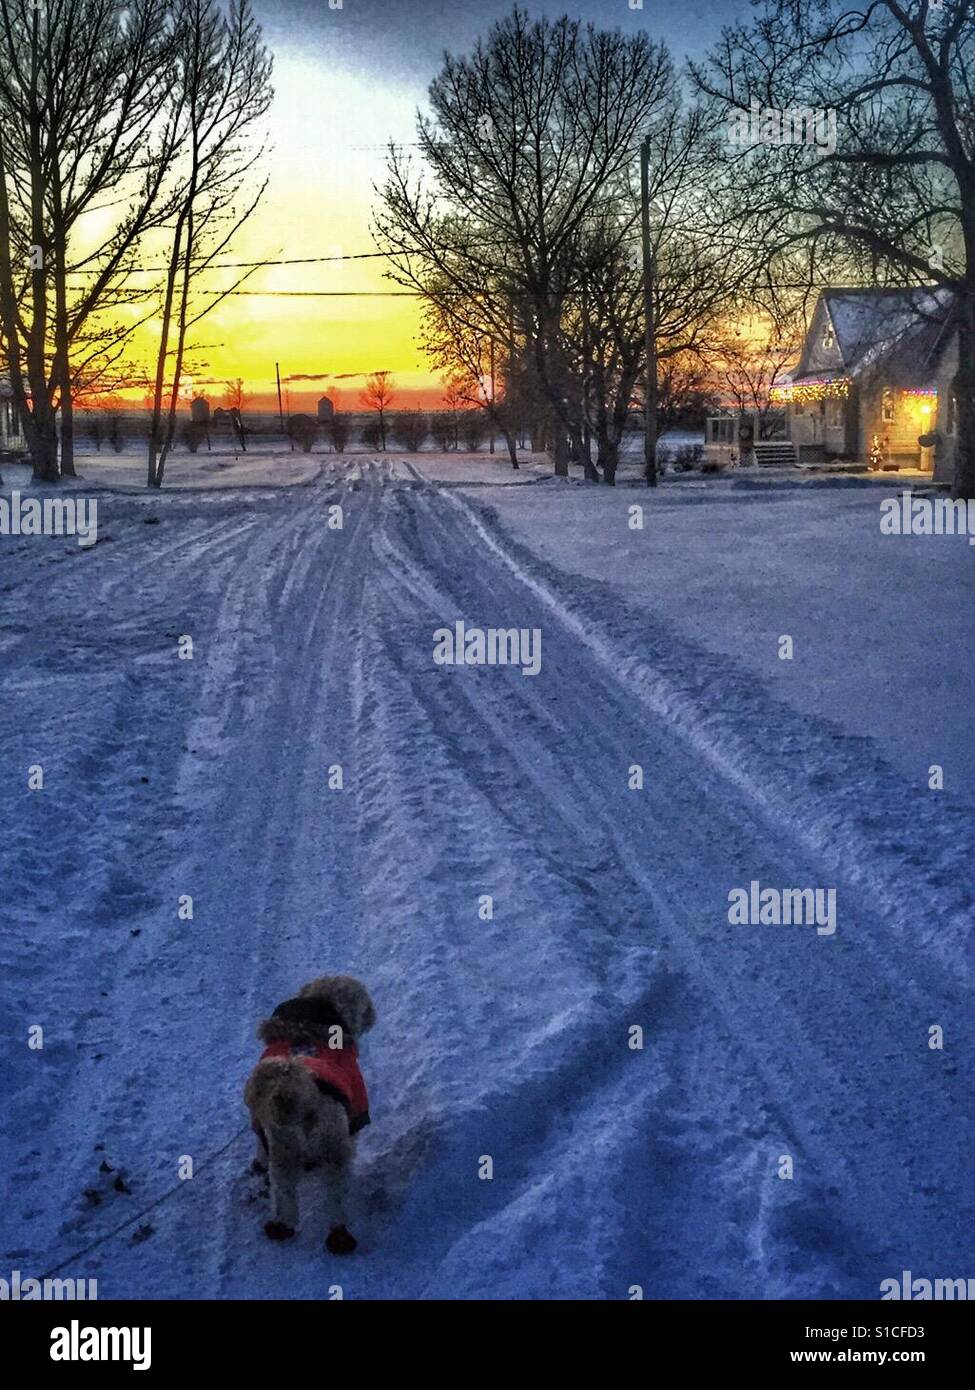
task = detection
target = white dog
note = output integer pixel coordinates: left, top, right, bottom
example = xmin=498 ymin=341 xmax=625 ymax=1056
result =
xmin=245 ymin=975 xmax=375 ymax=1253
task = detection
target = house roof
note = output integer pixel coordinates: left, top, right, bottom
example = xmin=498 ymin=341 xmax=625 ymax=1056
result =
xmin=795 ymin=287 xmax=956 ymax=387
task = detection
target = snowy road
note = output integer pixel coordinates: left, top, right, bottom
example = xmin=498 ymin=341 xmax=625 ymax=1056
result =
xmin=2 ymin=456 xmax=973 ymax=1298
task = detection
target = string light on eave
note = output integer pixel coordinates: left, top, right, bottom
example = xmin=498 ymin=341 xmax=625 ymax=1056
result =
xmin=769 ymin=378 xmax=852 ymax=404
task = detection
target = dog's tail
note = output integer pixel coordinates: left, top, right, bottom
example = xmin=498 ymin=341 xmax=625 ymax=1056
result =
xmin=245 ymin=1057 xmax=314 ymax=1132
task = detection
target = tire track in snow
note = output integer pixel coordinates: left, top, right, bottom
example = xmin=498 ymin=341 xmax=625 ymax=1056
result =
xmin=344 ymin=474 xmax=972 ymax=1295
xmin=15 ymin=477 xmax=368 ymax=1292
xmin=8 ymin=463 xmax=973 ymax=1298
xmin=342 ymin=484 xmax=833 ymax=1294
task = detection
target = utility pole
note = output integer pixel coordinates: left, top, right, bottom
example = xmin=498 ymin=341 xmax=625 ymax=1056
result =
xmin=640 ymin=135 xmax=658 ymax=488
xmin=276 ymin=362 xmax=292 ymax=452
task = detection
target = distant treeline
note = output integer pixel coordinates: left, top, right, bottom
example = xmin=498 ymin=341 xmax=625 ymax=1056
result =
xmin=75 ymin=407 xmax=583 ymax=454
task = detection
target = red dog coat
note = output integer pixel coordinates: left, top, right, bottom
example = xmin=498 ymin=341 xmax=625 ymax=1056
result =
xmin=260 ymin=1038 xmax=370 ymax=1134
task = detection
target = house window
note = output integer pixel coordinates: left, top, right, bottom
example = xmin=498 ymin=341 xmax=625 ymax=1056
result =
xmin=881 ymin=389 xmax=895 ymax=423
xmin=822 ymin=323 xmax=835 ymax=351
xmin=826 ymin=399 xmax=843 ymax=429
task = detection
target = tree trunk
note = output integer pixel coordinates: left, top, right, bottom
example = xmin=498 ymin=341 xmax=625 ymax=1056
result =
xmin=553 ymin=430 xmax=570 ymax=476
xmin=577 ymin=404 xmax=599 ymax=480
xmin=148 ymin=208 xmax=187 ymax=488
xmin=598 ymin=438 xmax=619 ymax=485
xmin=484 ymin=399 xmax=518 ymax=468
xmin=534 ymin=311 xmax=573 ymax=475
xmin=26 ymin=266 xmax=58 ymax=482
xmin=640 ymin=137 xmax=658 ymax=487
xmin=53 ymin=218 xmax=75 ymax=477
xmin=954 ymin=289 xmax=975 ymax=499
xmin=26 ymin=30 xmax=58 ymax=483
xmin=0 ymin=137 xmax=46 ymax=473
xmin=579 ymin=432 xmax=599 ymax=481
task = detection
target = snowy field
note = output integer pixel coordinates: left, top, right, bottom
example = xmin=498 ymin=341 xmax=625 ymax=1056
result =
xmin=1 ymin=451 xmax=973 ymax=1299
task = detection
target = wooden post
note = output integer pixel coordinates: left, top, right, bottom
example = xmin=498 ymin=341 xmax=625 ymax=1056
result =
xmin=276 ymin=361 xmax=292 ymax=451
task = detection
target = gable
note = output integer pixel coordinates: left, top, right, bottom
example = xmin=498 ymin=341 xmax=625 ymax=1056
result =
xmin=794 ymin=288 xmax=956 ymax=387
xmin=798 ymin=298 xmax=846 ymax=377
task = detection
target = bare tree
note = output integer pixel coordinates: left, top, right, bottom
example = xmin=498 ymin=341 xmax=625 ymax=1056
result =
xmin=84 ymin=410 xmax=103 ymax=453
xmin=441 ymin=375 xmax=465 ymax=449
xmin=223 ymin=377 xmax=251 ymax=413
xmin=360 ymin=415 xmax=383 ymax=451
xmin=565 ymin=161 xmax=741 ymax=483
xmin=391 ymin=410 xmax=428 ymax=451
xmin=461 ymin=408 xmax=488 ymax=452
xmin=375 ymin=9 xmax=684 ymax=477
xmin=691 ymin=0 xmax=975 ymax=497
xmin=147 ymin=0 xmax=272 ymax=488
xmin=375 ymin=8 xmax=747 ymax=483
xmin=709 ymin=297 xmax=807 ymax=437
xmin=0 ymin=0 xmax=179 ymax=480
xmin=328 ymin=413 xmax=350 ymax=452
xmin=420 ymin=309 xmax=519 ymax=466
xmin=429 ymin=411 xmax=454 ymax=451
xmin=360 ymin=370 xmax=394 ymax=450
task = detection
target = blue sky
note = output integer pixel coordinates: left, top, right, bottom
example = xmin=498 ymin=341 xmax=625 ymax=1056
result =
xmin=255 ymin=0 xmax=737 ymax=81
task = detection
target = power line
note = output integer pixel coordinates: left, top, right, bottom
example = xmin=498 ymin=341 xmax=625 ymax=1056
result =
xmin=66 ymin=242 xmax=516 ymax=276
xmin=198 ymin=289 xmax=419 ymax=297
xmin=66 ymin=250 xmax=398 ymax=277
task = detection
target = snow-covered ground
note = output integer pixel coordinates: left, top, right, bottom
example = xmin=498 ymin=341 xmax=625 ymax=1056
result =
xmin=482 ymin=466 xmax=975 ymax=791
xmin=2 ymin=452 xmax=972 ymax=1299
xmin=51 ymin=446 xmax=324 ymax=491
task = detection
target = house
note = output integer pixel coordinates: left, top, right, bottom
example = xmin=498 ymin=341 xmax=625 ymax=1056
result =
xmin=770 ymin=287 xmax=958 ymax=479
xmin=704 ymin=288 xmax=961 ymax=478
xmin=0 ymin=376 xmax=26 ymax=455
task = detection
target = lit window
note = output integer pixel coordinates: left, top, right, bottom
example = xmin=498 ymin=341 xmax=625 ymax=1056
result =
xmin=822 ymin=323 xmax=835 ymax=351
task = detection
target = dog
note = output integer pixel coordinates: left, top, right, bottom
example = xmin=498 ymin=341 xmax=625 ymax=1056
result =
xmin=245 ymin=975 xmax=376 ymax=1254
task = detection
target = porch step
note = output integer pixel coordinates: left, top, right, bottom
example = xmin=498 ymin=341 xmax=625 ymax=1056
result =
xmin=753 ymin=441 xmax=798 ymax=468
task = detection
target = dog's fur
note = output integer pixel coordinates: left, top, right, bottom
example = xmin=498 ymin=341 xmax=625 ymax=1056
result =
xmin=244 ymin=975 xmax=375 ymax=1251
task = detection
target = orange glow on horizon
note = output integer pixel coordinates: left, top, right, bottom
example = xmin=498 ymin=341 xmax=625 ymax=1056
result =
xmin=104 ymin=53 xmax=439 ymax=410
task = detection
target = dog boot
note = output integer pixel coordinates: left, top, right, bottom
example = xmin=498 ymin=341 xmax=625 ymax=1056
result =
xmin=326 ymin=1225 xmax=357 ymax=1255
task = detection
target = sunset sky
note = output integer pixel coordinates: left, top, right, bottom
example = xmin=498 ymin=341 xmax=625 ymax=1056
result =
xmin=156 ymin=0 xmax=730 ymax=412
